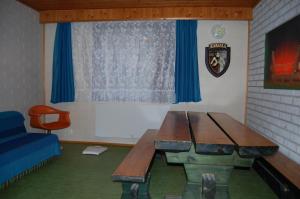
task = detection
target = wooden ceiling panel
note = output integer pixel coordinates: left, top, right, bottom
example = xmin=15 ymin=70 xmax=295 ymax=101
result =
xmin=17 ymin=0 xmax=260 ymax=22
xmin=18 ymin=0 xmax=261 ymax=11
xmin=39 ymin=7 xmax=253 ymax=23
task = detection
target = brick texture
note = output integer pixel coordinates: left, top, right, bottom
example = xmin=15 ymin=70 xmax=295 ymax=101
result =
xmin=247 ymin=0 xmax=300 ymax=163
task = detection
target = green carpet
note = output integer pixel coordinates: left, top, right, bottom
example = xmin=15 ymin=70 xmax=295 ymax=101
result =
xmin=0 ymin=144 xmax=277 ymax=199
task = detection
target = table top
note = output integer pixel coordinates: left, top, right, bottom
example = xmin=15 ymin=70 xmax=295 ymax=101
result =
xmin=208 ymin=112 xmax=278 ymax=157
xmin=188 ymin=112 xmax=234 ymax=155
xmin=155 ymin=111 xmax=278 ymax=157
xmin=154 ymin=111 xmax=192 ymax=152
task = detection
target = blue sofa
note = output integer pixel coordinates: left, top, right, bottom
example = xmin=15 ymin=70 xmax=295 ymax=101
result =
xmin=0 ymin=111 xmax=61 ymax=185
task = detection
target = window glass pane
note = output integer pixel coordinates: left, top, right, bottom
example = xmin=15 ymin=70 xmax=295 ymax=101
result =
xmin=72 ymin=21 xmax=175 ymax=103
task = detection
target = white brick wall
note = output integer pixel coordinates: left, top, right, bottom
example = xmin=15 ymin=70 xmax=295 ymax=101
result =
xmin=247 ymin=0 xmax=300 ymax=164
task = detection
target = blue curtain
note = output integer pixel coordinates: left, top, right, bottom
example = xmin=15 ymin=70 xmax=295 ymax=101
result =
xmin=51 ymin=23 xmax=75 ymax=103
xmin=175 ymin=20 xmax=201 ymax=103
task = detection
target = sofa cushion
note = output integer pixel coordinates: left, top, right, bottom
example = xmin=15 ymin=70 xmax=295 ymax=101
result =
xmin=0 ymin=111 xmax=26 ymax=142
xmin=0 ymin=132 xmax=27 ymax=145
xmin=0 ymin=133 xmax=61 ymax=165
xmin=0 ymin=133 xmax=61 ymax=184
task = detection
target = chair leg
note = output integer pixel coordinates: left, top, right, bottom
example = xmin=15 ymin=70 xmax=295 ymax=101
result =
xmin=47 ymin=130 xmax=51 ymax=134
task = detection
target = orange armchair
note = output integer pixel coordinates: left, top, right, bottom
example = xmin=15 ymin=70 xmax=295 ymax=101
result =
xmin=28 ymin=105 xmax=71 ymax=134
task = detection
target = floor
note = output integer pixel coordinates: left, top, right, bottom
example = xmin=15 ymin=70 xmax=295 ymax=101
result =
xmin=0 ymin=144 xmax=277 ymax=199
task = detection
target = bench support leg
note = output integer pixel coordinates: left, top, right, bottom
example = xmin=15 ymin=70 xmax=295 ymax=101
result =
xmin=202 ymin=173 xmax=216 ymax=199
xmin=182 ymin=164 xmax=232 ymax=199
xmin=233 ymin=152 xmax=254 ymax=168
xmin=166 ymin=145 xmax=234 ymax=199
xmin=121 ymin=174 xmax=151 ymax=199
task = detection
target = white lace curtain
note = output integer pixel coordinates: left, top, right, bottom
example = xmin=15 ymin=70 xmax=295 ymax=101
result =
xmin=72 ymin=21 xmax=176 ymax=103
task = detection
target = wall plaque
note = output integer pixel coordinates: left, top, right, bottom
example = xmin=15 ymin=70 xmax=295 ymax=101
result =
xmin=205 ymin=43 xmax=231 ymax=78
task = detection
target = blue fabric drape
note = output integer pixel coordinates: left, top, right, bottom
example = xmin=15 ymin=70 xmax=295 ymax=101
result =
xmin=0 ymin=111 xmax=61 ymax=185
xmin=51 ymin=23 xmax=75 ymax=103
xmin=0 ymin=133 xmax=61 ymax=184
xmin=175 ymin=20 xmax=201 ymax=103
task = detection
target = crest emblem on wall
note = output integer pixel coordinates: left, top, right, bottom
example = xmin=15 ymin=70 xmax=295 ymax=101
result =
xmin=205 ymin=43 xmax=231 ymax=77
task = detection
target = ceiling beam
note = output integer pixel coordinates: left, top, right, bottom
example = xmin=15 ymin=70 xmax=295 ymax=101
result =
xmin=18 ymin=0 xmax=261 ymax=11
xmin=17 ymin=0 xmax=260 ymax=23
xmin=40 ymin=7 xmax=253 ymax=23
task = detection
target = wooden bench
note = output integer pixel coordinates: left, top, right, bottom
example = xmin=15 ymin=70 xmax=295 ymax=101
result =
xmin=112 ymin=129 xmax=157 ymax=199
xmin=254 ymin=152 xmax=300 ymax=199
xmin=208 ymin=112 xmax=278 ymax=157
xmin=187 ymin=112 xmax=234 ymax=155
xmin=155 ymin=111 xmax=192 ymax=152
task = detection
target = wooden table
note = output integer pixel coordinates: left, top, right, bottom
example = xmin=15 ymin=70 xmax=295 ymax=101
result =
xmin=155 ymin=111 xmax=278 ymax=199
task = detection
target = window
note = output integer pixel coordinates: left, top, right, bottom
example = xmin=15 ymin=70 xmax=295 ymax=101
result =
xmin=72 ymin=21 xmax=176 ymax=103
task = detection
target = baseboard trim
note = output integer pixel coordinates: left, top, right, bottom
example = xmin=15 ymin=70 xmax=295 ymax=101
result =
xmin=60 ymin=140 xmax=134 ymax=147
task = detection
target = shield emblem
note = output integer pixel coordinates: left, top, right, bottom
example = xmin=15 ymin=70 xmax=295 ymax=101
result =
xmin=205 ymin=43 xmax=231 ymax=77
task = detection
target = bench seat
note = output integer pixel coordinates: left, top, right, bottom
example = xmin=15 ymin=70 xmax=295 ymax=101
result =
xmin=112 ymin=130 xmax=157 ymax=199
xmin=263 ymin=152 xmax=300 ymax=189
xmin=112 ymin=129 xmax=157 ymax=183
xmin=254 ymin=152 xmax=300 ymax=198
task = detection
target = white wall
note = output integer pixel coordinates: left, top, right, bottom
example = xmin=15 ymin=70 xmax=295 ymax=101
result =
xmin=0 ymin=0 xmax=42 ymax=129
xmin=195 ymin=21 xmax=248 ymax=120
xmin=246 ymin=0 xmax=300 ymax=164
xmin=45 ymin=20 xmax=248 ymax=144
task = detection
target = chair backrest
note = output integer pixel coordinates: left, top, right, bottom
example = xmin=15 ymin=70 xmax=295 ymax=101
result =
xmin=0 ymin=111 xmax=27 ymax=143
xmin=28 ymin=105 xmax=71 ymax=131
xmin=28 ymin=105 xmax=61 ymax=116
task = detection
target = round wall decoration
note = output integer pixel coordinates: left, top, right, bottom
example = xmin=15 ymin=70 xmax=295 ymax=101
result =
xmin=211 ymin=24 xmax=226 ymax=39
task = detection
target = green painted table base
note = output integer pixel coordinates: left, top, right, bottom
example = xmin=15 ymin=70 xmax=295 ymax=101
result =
xmin=165 ymin=146 xmax=254 ymax=199
xmin=120 ymin=174 xmax=151 ymax=199
xmin=183 ymin=183 xmax=229 ymax=199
